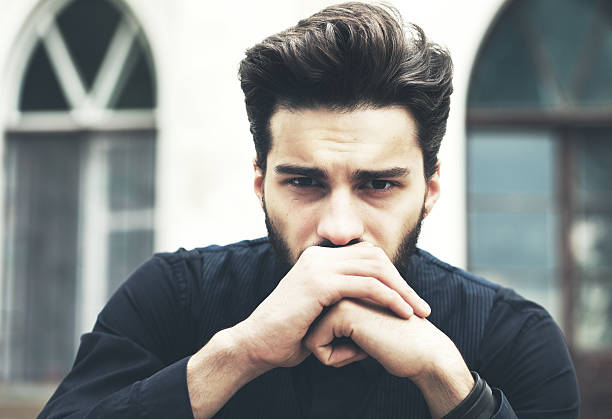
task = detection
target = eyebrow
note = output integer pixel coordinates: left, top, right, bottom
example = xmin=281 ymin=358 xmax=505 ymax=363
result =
xmin=274 ymin=164 xmax=328 ymax=180
xmin=352 ymin=167 xmax=410 ymax=182
xmin=274 ymin=164 xmax=410 ymax=181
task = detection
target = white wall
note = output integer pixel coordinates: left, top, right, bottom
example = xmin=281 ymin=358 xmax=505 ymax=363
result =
xmin=0 ymin=0 xmax=509 ymax=269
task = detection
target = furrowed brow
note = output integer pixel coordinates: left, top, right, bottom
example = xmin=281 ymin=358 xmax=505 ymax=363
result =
xmin=274 ymin=164 xmax=328 ymax=180
xmin=352 ymin=167 xmax=410 ymax=182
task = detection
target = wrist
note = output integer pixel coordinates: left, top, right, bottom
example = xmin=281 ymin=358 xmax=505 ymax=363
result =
xmin=186 ymin=326 xmax=269 ymax=419
xmin=412 ymin=343 xmax=474 ymax=419
xmin=214 ymin=323 xmax=273 ymax=379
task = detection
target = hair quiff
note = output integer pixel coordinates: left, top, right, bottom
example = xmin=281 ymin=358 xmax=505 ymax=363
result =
xmin=239 ymin=2 xmax=453 ymax=180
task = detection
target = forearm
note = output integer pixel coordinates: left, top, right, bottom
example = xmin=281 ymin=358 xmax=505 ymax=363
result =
xmin=187 ymin=326 xmax=269 ymax=419
xmin=412 ymin=340 xmax=475 ymax=419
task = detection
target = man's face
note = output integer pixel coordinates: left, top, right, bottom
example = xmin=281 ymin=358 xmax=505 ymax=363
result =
xmin=254 ymin=106 xmax=440 ymax=268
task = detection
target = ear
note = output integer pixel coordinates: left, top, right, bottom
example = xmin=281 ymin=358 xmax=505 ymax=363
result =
xmin=423 ymin=161 xmax=441 ymax=218
xmin=253 ymin=158 xmax=264 ymax=208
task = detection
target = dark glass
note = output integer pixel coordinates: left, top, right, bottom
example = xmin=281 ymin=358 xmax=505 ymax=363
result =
xmin=574 ymin=130 xmax=612 ymax=349
xmin=468 ymin=211 xmax=556 ymax=271
xmin=467 ymin=129 xmax=559 ymax=320
xmin=468 ymin=1 xmax=546 ymax=109
xmin=528 ymin=0 xmax=597 ymax=104
xmin=114 ymin=41 xmax=156 ymax=109
xmin=468 ymin=131 xmax=555 ymax=196
xmin=56 ymin=0 xmax=121 ymax=89
xmin=107 ymin=133 xmax=156 ymax=211
xmin=3 ymin=133 xmax=81 ymax=380
xmin=19 ymin=42 xmax=70 ymax=111
xmin=107 ymin=229 xmax=154 ymax=296
xmin=579 ymin=21 xmax=612 ymax=106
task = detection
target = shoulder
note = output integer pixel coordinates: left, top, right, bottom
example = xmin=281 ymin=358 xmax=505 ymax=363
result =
xmin=410 ymin=249 xmax=500 ymax=313
xmin=478 ymin=290 xmax=579 ymax=415
xmin=153 ymin=237 xmax=280 ymax=338
xmin=154 ymin=237 xmax=272 ymax=270
xmin=413 ymin=248 xmax=500 ymax=291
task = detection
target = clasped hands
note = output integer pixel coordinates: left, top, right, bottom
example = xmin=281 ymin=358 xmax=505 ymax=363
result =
xmin=189 ymin=242 xmax=474 ymax=419
xmin=238 ymin=242 xmax=461 ymax=383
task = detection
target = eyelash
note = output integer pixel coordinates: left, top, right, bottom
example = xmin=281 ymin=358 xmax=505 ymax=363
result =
xmin=285 ymin=177 xmax=399 ymax=192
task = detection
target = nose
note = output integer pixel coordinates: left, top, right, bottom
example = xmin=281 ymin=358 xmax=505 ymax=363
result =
xmin=316 ymin=189 xmax=364 ymax=246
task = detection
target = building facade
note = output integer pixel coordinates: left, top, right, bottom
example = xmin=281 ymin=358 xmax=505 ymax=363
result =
xmin=0 ymin=0 xmax=610 ymax=416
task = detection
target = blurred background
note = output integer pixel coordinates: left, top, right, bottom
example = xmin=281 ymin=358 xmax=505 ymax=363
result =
xmin=0 ymin=0 xmax=610 ymax=417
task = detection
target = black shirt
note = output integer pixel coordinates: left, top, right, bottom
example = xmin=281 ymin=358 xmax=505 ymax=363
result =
xmin=39 ymin=238 xmax=580 ymax=418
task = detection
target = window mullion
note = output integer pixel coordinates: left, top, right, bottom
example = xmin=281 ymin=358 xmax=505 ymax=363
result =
xmin=39 ymin=21 xmax=88 ymax=109
xmin=90 ymin=19 xmax=138 ymax=110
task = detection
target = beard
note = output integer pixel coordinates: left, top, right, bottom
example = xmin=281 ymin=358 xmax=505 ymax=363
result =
xmin=262 ymin=194 xmax=426 ymax=274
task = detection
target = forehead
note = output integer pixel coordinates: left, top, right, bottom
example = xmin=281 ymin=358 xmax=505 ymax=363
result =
xmin=267 ymin=106 xmax=421 ymax=170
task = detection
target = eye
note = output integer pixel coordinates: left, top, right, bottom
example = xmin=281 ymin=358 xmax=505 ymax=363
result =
xmin=362 ymin=180 xmax=396 ymax=191
xmin=287 ymin=177 xmax=320 ymax=188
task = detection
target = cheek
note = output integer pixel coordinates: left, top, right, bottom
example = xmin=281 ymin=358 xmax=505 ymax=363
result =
xmin=364 ymin=195 xmax=424 ymax=248
xmin=272 ymin=198 xmax=320 ymax=243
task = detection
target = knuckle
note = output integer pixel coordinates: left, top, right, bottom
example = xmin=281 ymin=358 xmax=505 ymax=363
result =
xmin=303 ymin=334 xmax=315 ymax=350
xmin=320 ymin=354 xmax=333 ymax=366
xmin=336 ymin=298 xmax=353 ymax=311
xmin=369 ymin=259 xmax=385 ymax=275
xmin=363 ymin=279 xmax=378 ymax=295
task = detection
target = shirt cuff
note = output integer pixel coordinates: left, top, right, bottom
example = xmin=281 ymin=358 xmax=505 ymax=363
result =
xmin=137 ymin=356 xmax=194 ymax=418
xmin=442 ymin=371 xmax=498 ymax=419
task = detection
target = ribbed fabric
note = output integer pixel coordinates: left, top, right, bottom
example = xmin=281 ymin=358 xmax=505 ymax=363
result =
xmin=39 ymin=238 xmax=579 ymax=419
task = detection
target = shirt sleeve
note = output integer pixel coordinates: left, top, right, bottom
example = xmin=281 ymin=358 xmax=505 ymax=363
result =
xmin=38 ymin=254 xmax=199 ymax=419
xmin=477 ymin=288 xmax=580 ymax=419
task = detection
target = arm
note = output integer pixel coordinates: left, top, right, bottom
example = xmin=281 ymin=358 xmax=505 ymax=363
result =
xmin=40 ymin=244 xmax=429 ymax=418
xmin=303 ymin=299 xmax=475 ymax=418
xmin=38 ymin=255 xmax=197 ymax=418
xmin=187 ymin=243 xmax=430 ymax=418
xmin=304 ymin=290 xmax=580 ymax=419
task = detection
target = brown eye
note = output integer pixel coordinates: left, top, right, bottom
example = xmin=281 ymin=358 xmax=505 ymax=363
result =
xmin=289 ymin=177 xmax=318 ymax=187
xmin=363 ymin=180 xmax=394 ymax=190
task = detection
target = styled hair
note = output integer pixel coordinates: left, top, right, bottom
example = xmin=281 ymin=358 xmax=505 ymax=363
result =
xmin=238 ymin=2 xmax=453 ymax=180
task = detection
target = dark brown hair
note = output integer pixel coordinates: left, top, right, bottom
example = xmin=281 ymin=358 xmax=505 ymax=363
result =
xmin=238 ymin=2 xmax=453 ymax=180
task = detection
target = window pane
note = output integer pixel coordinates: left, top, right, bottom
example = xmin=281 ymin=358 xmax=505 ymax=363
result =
xmin=574 ymin=130 xmax=612 ymax=349
xmin=467 ymin=129 xmax=560 ymax=321
xmin=469 ymin=212 xmax=557 ymax=271
xmin=468 ymin=131 xmax=556 ymax=197
xmin=2 ymin=133 xmax=81 ymax=380
xmin=56 ymin=0 xmax=121 ymax=89
xmin=468 ymin=2 xmax=547 ymax=108
xmin=108 ymin=133 xmax=156 ymax=211
xmin=578 ymin=8 xmax=612 ymax=106
xmin=527 ymin=0 xmax=598 ymax=101
xmin=107 ymin=230 xmax=154 ymax=296
xmin=114 ymin=41 xmax=156 ymax=109
xmin=19 ymin=42 xmax=70 ymax=111
xmin=469 ymin=0 xmax=612 ymax=110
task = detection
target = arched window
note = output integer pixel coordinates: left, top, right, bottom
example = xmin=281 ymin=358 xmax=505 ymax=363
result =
xmin=1 ymin=0 xmax=156 ymax=385
xmin=467 ymin=0 xmax=612 ymax=414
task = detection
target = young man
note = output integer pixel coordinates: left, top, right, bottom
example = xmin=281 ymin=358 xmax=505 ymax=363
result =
xmin=40 ymin=3 xmax=579 ymax=418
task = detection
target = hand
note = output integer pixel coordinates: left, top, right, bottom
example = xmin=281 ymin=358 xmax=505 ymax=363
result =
xmin=233 ymin=243 xmax=431 ymax=374
xmin=303 ymin=299 xmax=474 ymax=418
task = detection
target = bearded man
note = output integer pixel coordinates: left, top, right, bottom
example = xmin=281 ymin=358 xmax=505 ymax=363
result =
xmin=40 ymin=3 xmax=579 ymax=419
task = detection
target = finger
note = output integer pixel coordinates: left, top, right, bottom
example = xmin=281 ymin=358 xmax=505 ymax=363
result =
xmin=332 ymin=349 xmax=368 ymax=368
xmin=326 ymin=340 xmax=365 ymax=366
xmin=323 ymin=275 xmax=414 ymax=318
xmin=304 ymin=308 xmax=366 ymax=367
xmin=337 ymin=253 xmax=431 ymax=317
